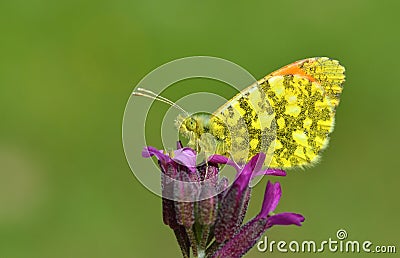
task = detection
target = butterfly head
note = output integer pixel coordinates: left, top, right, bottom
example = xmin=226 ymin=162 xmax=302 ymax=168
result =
xmin=176 ymin=114 xmax=210 ymax=137
xmin=175 ymin=113 xmax=213 ymax=150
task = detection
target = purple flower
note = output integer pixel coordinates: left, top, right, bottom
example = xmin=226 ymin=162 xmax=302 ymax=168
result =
xmin=142 ymin=145 xmax=197 ymax=173
xmin=211 ymin=153 xmax=286 ymax=244
xmin=142 ymin=143 xmax=304 ymax=258
xmin=211 ymin=181 xmax=305 ymax=258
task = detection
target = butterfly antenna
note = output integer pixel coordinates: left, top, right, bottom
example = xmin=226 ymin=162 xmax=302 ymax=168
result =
xmin=136 ymin=88 xmax=178 ymax=106
xmin=132 ymin=88 xmax=189 ymax=117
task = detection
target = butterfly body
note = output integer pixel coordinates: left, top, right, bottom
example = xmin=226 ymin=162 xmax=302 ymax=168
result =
xmin=176 ymin=57 xmax=345 ymax=169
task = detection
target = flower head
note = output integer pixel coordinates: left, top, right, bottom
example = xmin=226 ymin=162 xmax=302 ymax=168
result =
xmin=142 ymin=143 xmax=304 ymax=258
xmin=142 ymin=146 xmax=197 ymax=173
xmin=211 ymin=181 xmax=305 ymax=258
xmin=212 ymin=153 xmax=286 ymax=243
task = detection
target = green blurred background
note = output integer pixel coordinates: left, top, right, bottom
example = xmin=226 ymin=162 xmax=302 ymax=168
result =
xmin=1 ymin=0 xmax=399 ymax=257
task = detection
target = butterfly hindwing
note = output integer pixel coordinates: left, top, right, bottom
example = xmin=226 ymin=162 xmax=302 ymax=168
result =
xmin=213 ymin=57 xmax=345 ymax=169
xmin=260 ymin=74 xmax=335 ymax=168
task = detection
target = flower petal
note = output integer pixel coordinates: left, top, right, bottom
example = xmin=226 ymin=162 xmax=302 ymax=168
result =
xmin=142 ymin=146 xmax=170 ymax=163
xmin=208 ymin=154 xmax=229 ymax=164
xmin=267 ymin=212 xmax=305 ymax=227
xmin=173 ymin=147 xmax=197 ymax=172
xmin=208 ymin=154 xmax=241 ymax=172
xmin=235 ymin=153 xmax=266 ymax=191
xmin=251 ymin=152 xmax=266 ymax=173
xmin=253 ymin=168 xmax=287 ymax=178
xmin=257 ymin=181 xmax=282 ymax=219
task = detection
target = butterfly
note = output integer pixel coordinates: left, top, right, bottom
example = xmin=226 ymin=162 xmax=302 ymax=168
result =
xmin=135 ymin=57 xmax=345 ymax=169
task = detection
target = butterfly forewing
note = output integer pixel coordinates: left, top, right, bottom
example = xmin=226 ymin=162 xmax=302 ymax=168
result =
xmin=212 ymin=85 xmax=277 ymax=166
